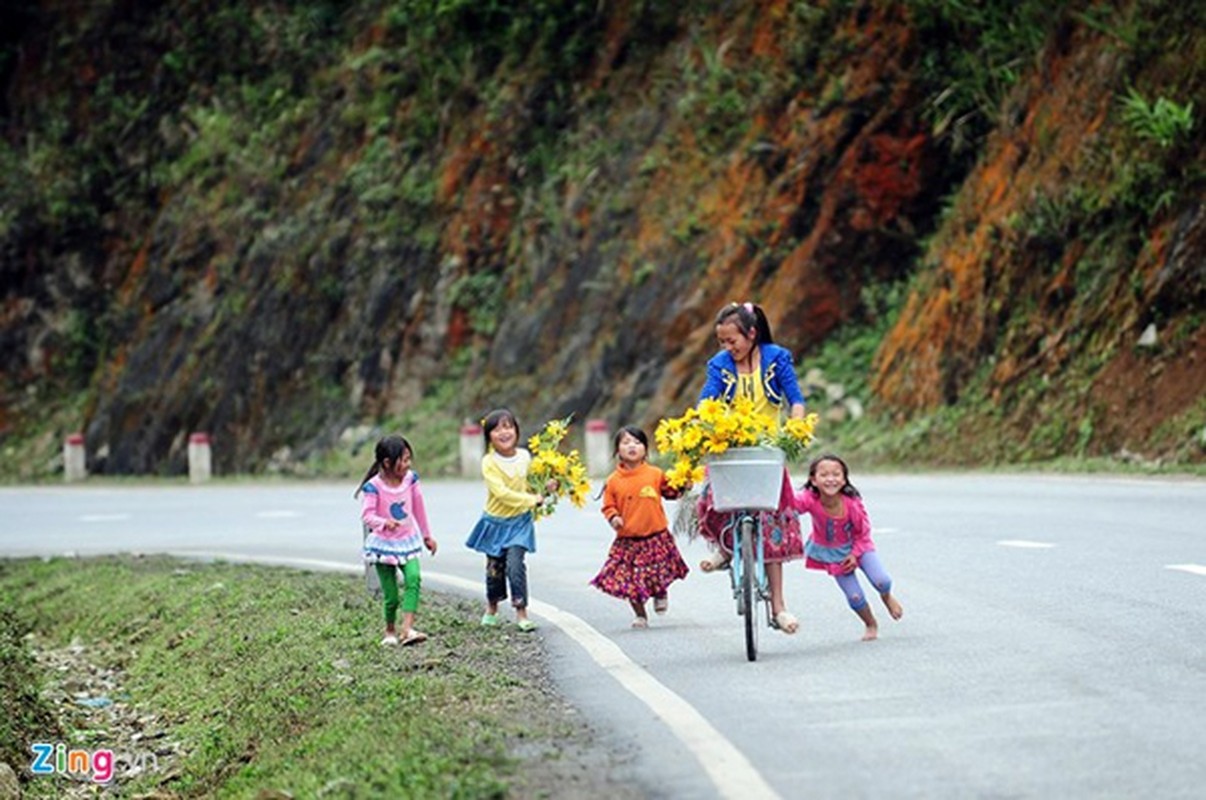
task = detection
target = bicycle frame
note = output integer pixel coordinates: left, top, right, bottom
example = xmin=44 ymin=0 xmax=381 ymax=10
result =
xmin=729 ymin=511 xmax=772 ymax=661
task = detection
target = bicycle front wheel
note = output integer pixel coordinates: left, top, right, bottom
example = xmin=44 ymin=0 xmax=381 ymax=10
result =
xmin=741 ymin=517 xmax=759 ymax=662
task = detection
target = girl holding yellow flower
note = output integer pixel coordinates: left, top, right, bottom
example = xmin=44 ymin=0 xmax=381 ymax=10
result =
xmin=464 ymin=408 xmax=556 ymax=632
xmin=695 ymin=301 xmax=808 ymax=634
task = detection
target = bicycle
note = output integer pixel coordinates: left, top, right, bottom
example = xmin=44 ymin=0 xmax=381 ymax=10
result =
xmin=705 ymin=446 xmax=785 ymax=662
xmin=728 ymin=510 xmax=773 ymax=661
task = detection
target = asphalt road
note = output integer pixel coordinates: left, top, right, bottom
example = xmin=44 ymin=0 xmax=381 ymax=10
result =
xmin=3 ymin=473 xmax=1205 ymax=799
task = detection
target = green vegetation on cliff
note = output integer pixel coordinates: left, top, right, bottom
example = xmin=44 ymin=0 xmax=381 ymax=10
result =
xmin=1 ymin=0 xmax=1202 ymax=480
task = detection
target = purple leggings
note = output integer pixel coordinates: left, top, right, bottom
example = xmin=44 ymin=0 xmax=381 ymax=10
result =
xmin=834 ymin=551 xmax=892 ymax=611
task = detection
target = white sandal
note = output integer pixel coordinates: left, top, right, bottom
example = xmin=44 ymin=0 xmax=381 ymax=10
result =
xmin=773 ymin=611 xmax=799 ymax=634
xmin=699 ymin=551 xmax=730 ymax=573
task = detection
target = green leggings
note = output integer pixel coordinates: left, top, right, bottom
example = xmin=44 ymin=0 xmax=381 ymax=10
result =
xmin=375 ymin=560 xmax=421 ymax=624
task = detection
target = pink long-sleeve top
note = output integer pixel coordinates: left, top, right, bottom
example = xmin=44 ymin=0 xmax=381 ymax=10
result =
xmin=360 ymin=472 xmax=432 ymax=565
xmin=791 ymin=489 xmax=875 ymax=574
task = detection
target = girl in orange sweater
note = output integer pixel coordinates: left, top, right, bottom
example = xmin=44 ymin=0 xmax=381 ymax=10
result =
xmin=591 ymin=426 xmax=690 ymax=628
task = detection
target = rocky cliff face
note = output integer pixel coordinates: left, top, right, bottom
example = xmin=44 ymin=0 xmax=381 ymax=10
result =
xmin=0 ymin=0 xmax=1201 ymax=477
xmin=873 ymin=8 xmax=1205 ymax=462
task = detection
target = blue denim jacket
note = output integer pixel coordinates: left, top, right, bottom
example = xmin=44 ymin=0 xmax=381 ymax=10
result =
xmin=699 ymin=343 xmax=806 ymax=409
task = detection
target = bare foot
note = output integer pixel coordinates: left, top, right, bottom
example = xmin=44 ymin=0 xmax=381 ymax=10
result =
xmin=884 ymin=595 xmax=903 ymax=620
xmin=862 ymin=624 xmax=879 ymax=641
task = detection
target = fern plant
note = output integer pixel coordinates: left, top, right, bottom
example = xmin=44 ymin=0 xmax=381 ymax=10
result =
xmin=1120 ymin=88 xmax=1195 ymax=148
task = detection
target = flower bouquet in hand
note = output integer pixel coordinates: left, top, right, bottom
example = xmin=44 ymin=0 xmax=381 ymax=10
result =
xmin=527 ymin=416 xmax=592 ymax=519
xmin=655 ymin=397 xmax=819 ymax=489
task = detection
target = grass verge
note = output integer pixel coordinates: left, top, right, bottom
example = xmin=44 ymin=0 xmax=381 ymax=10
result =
xmin=0 ymin=555 xmax=641 ymax=799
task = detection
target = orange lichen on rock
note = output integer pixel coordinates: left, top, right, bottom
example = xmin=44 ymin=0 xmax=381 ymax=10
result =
xmin=588 ymin=0 xmax=635 ymax=90
xmin=750 ymin=0 xmax=787 ymax=59
xmin=872 ymin=19 xmax=1134 ymax=413
xmin=872 ymin=284 xmax=954 ymax=410
xmin=438 ymin=131 xmax=490 ymax=205
xmin=118 ymin=240 xmax=152 ymax=305
xmin=846 ymin=131 xmax=928 ymax=229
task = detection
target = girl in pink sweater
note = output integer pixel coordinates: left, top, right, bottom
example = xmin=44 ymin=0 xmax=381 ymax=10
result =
xmin=357 ymin=435 xmax=438 ymax=646
xmin=793 ymin=454 xmax=902 ymax=641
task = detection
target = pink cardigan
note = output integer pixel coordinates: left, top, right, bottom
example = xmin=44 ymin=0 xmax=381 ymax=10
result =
xmin=791 ymin=490 xmax=874 ymax=574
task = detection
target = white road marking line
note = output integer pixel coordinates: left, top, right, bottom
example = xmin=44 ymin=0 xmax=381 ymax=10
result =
xmin=997 ymin=540 xmax=1056 ymax=549
xmin=255 ymin=510 xmax=301 ymax=518
xmin=1166 ymin=564 xmax=1206 ymax=577
xmin=438 ymin=574 xmax=781 ymax=800
xmin=168 ymin=550 xmax=781 ymax=800
xmin=78 ymin=513 xmax=131 ymax=522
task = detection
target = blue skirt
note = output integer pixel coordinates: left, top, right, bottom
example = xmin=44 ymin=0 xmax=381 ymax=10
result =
xmin=465 ymin=512 xmax=536 ymax=557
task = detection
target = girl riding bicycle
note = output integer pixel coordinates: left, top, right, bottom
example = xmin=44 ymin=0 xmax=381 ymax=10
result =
xmin=694 ymin=301 xmax=807 ymax=634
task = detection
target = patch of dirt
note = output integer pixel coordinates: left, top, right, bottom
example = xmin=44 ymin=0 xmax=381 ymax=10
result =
xmin=391 ymin=591 xmax=651 ymax=800
xmin=1090 ymin=325 xmax=1206 ymax=459
xmin=489 ymin=635 xmax=648 ymax=800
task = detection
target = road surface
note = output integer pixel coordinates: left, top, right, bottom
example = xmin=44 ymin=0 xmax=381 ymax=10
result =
xmin=2 ymin=473 xmax=1204 ymax=799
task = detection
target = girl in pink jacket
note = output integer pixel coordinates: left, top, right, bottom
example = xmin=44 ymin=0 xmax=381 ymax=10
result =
xmin=357 ymin=435 xmax=438 ymax=646
xmin=793 ymin=454 xmax=903 ymax=641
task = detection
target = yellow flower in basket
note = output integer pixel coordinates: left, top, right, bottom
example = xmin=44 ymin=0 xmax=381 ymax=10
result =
xmin=655 ymin=399 xmax=819 ymax=489
xmin=526 ymin=416 xmax=591 ymax=518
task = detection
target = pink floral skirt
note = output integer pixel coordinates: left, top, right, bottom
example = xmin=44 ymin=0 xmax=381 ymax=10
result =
xmin=697 ymin=469 xmax=804 ymax=563
xmin=590 ymin=530 xmax=690 ymax=602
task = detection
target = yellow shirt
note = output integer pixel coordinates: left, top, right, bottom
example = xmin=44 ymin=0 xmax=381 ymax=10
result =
xmin=481 ymin=450 xmax=542 ymax=517
xmin=736 ymin=371 xmax=776 ymax=418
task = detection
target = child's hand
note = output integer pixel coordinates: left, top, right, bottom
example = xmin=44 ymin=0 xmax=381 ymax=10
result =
xmin=609 ymin=515 xmax=624 ymax=531
xmin=840 ymin=555 xmax=858 ymax=573
xmin=384 ymin=519 xmax=400 ymax=530
xmin=425 ymin=537 xmax=438 ymax=556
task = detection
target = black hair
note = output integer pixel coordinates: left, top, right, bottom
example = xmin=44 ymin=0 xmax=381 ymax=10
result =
xmin=612 ymin=425 xmax=648 ymax=457
xmin=803 ymin=452 xmax=861 ymax=498
xmin=354 ymin=434 xmax=413 ymax=497
xmin=593 ymin=424 xmax=650 ymax=501
xmin=714 ymin=301 xmax=774 ymax=345
xmin=482 ymin=408 xmax=520 ymax=450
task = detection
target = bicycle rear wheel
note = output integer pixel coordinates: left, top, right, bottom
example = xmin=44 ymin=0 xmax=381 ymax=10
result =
xmin=741 ymin=517 xmax=759 ymax=661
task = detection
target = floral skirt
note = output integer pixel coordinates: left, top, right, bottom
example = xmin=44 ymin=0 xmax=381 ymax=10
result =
xmin=697 ymin=469 xmax=803 ymax=563
xmin=590 ymin=530 xmax=690 ymax=603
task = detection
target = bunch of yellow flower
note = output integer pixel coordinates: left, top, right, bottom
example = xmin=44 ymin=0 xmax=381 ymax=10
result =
xmin=526 ymin=416 xmax=592 ymax=519
xmin=655 ymin=397 xmax=820 ymax=489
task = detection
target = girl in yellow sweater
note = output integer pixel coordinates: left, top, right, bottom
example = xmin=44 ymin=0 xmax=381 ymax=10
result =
xmin=591 ymin=426 xmax=690 ymax=628
xmin=465 ymin=408 xmax=554 ymax=631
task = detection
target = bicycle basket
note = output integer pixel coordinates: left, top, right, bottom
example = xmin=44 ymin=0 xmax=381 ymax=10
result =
xmin=705 ymin=446 xmax=785 ymax=511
